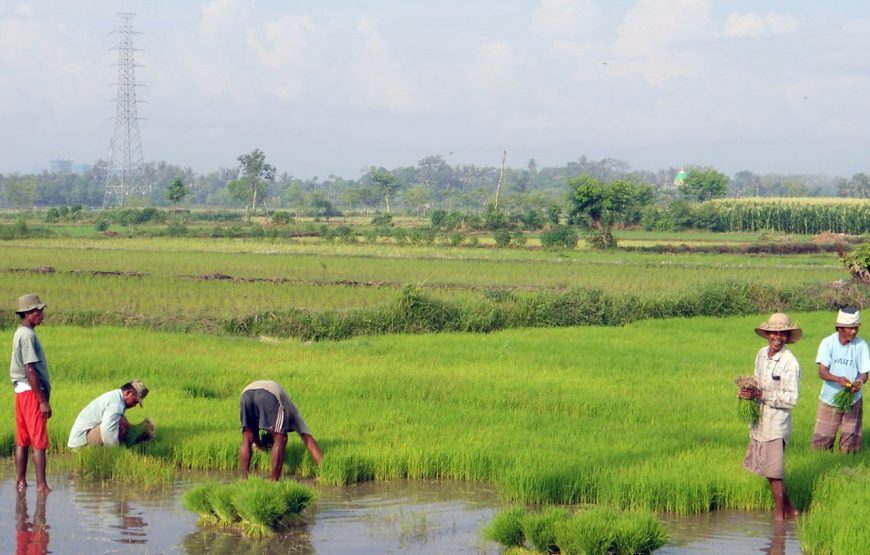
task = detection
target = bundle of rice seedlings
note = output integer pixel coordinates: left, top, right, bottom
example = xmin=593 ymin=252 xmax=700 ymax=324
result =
xmin=231 ymin=478 xmax=290 ymax=538
xmin=182 ymin=482 xmax=220 ymax=526
xmin=734 ymin=376 xmax=761 ymax=425
xmin=831 ymin=381 xmax=861 ymax=413
xmin=124 ymin=417 xmax=156 ymax=446
xmin=279 ymin=480 xmax=317 ymax=515
xmin=522 ymin=506 xmax=569 ymax=553
xmin=208 ymin=484 xmax=240 ymax=527
xmin=554 ymin=507 xmax=616 ymax=555
xmin=612 ymin=511 xmax=669 ymax=554
xmin=482 ymin=506 xmax=525 ymax=547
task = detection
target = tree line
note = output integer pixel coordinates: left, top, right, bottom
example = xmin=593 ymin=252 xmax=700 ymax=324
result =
xmin=2 ymin=151 xmax=869 ymax=216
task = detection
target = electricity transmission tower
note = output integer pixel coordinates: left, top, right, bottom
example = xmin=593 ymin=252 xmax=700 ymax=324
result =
xmin=104 ymin=12 xmax=145 ymax=207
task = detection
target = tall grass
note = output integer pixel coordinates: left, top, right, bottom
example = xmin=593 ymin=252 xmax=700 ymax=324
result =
xmin=798 ymin=465 xmax=870 ymax=555
xmin=709 ymin=198 xmax=870 ymax=235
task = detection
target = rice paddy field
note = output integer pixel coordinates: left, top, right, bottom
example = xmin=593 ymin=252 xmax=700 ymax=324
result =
xmin=0 ymin=236 xmax=849 ymax=320
xmin=0 ymin=312 xmax=867 ymax=551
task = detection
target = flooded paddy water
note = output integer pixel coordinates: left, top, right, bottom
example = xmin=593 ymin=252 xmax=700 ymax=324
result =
xmin=0 ymin=471 xmax=801 ymax=554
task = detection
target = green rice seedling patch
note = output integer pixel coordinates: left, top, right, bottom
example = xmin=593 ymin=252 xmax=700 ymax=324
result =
xmin=486 ymin=506 xmax=667 ymax=555
xmin=182 ymin=479 xmax=316 ymax=537
xmin=0 ymin=313 xmax=866 ymax=551
xmin=798 ymin=465 xmax=870 ymax=555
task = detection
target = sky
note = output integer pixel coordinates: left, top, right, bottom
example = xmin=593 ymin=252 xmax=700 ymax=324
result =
xmin=1 ymin=0 xmax=870 ymax=179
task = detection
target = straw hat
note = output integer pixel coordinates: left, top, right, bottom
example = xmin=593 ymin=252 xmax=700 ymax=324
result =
xmin=130 ymin=379 xmax=149 ymax=407
xmin=17 ymin=294 xmax=46 ymax=313
xmin=755 ymin=313 xmax=802 ymax=343
xmin=835 ymin=307 xmax=861 ymax=328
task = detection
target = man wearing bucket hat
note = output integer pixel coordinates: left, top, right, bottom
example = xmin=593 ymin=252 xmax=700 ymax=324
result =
xmin=811 ymin=307 xmax=870 ymax=453
xmin=239 ymin=380 xmax=322 ymax=481
xmin=739 ymin=313 xmax=802 ymax=520
xmin=67 ymin=381 xmax=150 ymax=447
xmin=9 ymin=294 xmax=51 ymax=493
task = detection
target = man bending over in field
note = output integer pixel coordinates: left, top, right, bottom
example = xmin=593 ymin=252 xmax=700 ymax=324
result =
xmin=239 ymin=380 xmax=322 ymax=481
xmin=67 ymin=381 xmax=150 ymax=448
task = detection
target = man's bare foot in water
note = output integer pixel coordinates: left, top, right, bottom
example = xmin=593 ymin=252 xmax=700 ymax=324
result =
xmin=35 ymin=482 xmax=51 ymax=494
xmin=17 ymin=480 xmax=27 ymax=492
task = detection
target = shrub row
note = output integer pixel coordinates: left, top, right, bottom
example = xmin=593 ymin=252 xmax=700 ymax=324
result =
xmin=3 ymin=281 xmax=865 ymax=341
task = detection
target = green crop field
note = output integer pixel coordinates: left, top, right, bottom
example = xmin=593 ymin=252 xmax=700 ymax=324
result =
xmin=0 ymin=313 xmax=864 ymax=551
xmin=0 ymin=237 xmax=848 ymax=320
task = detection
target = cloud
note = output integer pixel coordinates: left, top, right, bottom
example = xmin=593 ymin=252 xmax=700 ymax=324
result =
xmin=354 ymin=16 xmax=419 ymax=111
xmin=247 ymin=16 xmax=314 ymax=67
xmin=611 ymin=0 xmax=713 ymax=85
xmin=467 ymin=41 xmax=515 ymax=94
xmin=245 ymin=15 xmax=314 ymax=99
xmin=200 ymin=0 xmax=250 ymax=39
xmin=724 ymin=13 xmax=799 ymax=38
xmin=531 ymin=0 xmax=600 ymax=39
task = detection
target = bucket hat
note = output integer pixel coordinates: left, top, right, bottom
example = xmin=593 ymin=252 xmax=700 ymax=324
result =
xmin=130 ymin=379 xmax=149 ymax=407
xmin=835 ymin=307 xmax=860 ymax=328
xmin=17 ymin=294 xmax=46 ymax=313
xmin=755 ymin=313 xmax=802 ymax=343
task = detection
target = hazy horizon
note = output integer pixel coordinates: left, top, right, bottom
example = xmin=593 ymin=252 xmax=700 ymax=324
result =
xmin=2 ymin=1 xmax=869 ymax=180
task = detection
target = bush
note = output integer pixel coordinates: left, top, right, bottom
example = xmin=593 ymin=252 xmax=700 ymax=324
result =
xmin=585 ymin=230 xmax=617 ymax=250
xmin=540 ymin=225 xmax=578 ymax=249
xmin=96 ymin=219 xmax=110 ymax=232
xmin=370 ymin=213 xmax=393 ymax=226
xmin=430 ymin=209 xmax=447 ymax=228
xmin=271 ymin=211 xmax=292 ymax=225
xmin=494 ymin=229 xmax=512 ymax=248
xmin=44 ymin=208 xmax=60 ymax=223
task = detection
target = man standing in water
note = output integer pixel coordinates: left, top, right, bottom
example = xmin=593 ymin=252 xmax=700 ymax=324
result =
xmin=9 ymin=294 xmax=51 ymax=493
xmin=811 ymin=307 xmax=869 ymax=453
xmin=740 ymin=313 xmax=801 ymax=520
xmin=239 ymin=380 xmax=322 ymax=481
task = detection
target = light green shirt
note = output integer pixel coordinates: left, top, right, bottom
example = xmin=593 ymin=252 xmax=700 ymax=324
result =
xmin=9 ymin=325 xmax=51 ymax=399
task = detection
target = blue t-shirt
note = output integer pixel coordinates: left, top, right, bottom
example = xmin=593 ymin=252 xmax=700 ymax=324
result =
xmin=816 ymin=332 xmax=870 ymax=406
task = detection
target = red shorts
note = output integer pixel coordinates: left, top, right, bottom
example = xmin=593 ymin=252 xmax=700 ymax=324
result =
xmin=15 ymin=390 xmax=49 ymax=450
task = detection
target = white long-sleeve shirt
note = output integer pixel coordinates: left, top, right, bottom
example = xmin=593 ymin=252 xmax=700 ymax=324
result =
xmin=67 ymin=389 xmax=127 ymax=447
xmin=750 ymin=346 xmax=801 ymax=443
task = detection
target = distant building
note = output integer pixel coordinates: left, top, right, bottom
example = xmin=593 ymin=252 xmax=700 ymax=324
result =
xmin=50 ymin=159 xmax=73 ymax=174
xmin=673 ymin=168 xmax=687 ymax=187
xmin=73 ymin=164 xmax=92 ymax=176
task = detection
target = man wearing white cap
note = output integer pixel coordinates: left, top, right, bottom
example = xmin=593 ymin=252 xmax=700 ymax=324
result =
xmin=811 ymin=307 xmax=870 ymax=453
xmin=9 ymin=294 xmax=51 ymax=493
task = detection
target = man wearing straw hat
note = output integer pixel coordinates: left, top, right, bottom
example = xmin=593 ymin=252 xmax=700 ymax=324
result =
xmin=67 ymin=380 xmax=150 ymax=447
xmin=739 ymin=313 xmax=802 ymax=520
xmin=239 ymin=380 xmax=322 ymax=481
xmin=811 ymin=307 xmax=870 ymax=453
xmin=9 ymin=294 xmax=51 ymax=493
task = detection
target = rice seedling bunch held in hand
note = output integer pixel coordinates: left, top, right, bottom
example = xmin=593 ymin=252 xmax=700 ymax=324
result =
xmin=741 ymin=313 xmax=802 ymax=521
xmin=811 ymin=307 xmax=870 ymax=453
xmin=734 ymin=375 xmax=761 ymax=425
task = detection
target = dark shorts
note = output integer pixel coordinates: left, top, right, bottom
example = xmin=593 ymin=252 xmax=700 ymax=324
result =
xmin=240 ymin=389 xmax=291 ymax=434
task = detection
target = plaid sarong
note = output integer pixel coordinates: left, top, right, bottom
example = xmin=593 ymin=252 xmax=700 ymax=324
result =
xmin=811 ymin=398 xmax=863 ymax=453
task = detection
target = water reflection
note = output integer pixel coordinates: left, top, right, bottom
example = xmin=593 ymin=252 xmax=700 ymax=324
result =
xmin=15 ymin=492 xmax=49 ymax=555
xmin=73 ymin=486 xmax=151 ymax=544
xmin=0 ymin=473 xmax=805 ymax=554
xmin=763 ymin=520 xmax=788 ymax=555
